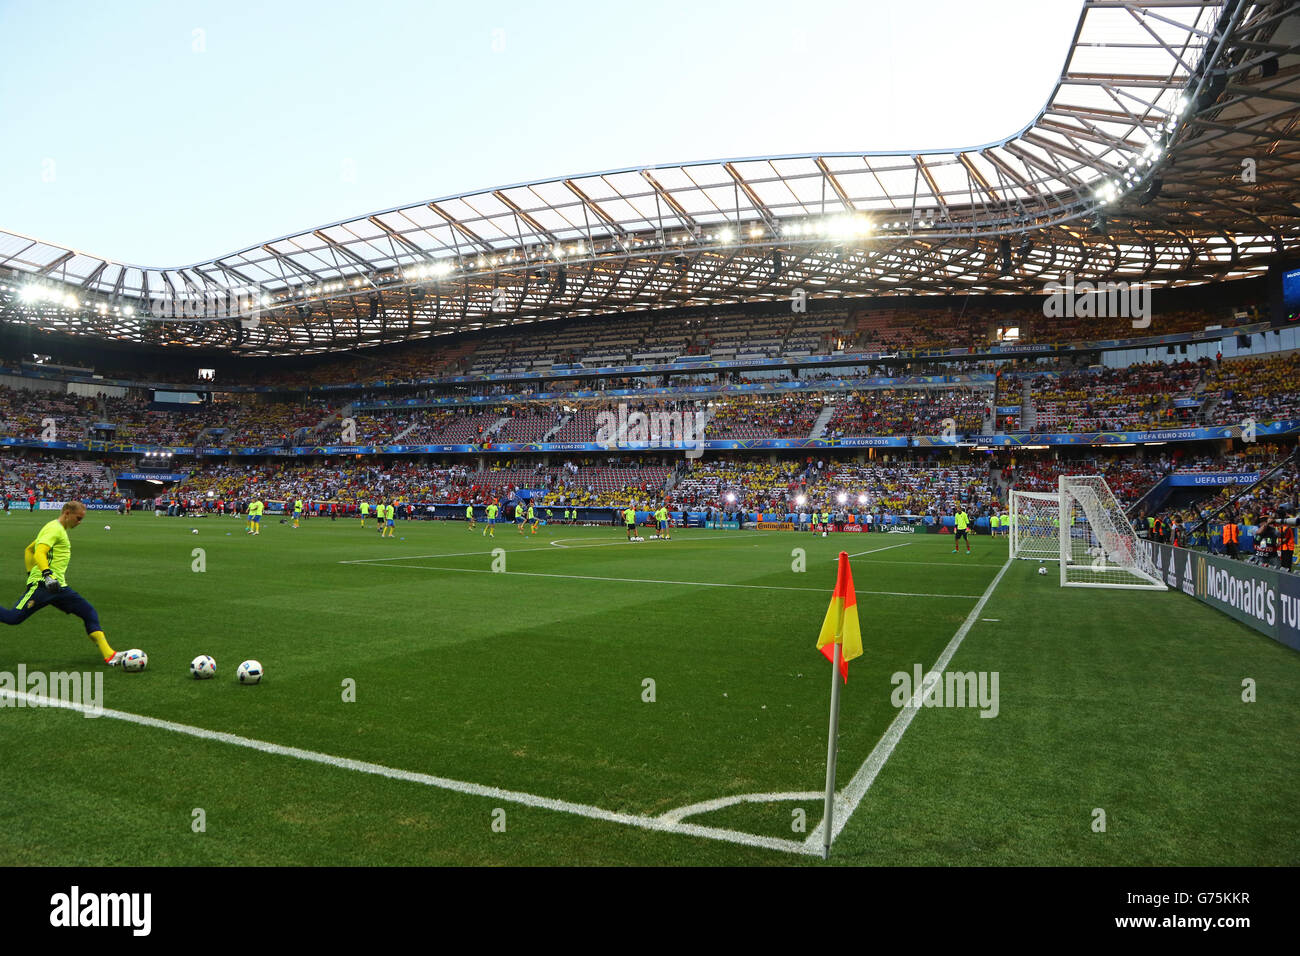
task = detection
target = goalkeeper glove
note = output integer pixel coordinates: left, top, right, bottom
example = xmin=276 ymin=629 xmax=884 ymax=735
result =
xmin=41 ymin=569 xmax=60 ymax=592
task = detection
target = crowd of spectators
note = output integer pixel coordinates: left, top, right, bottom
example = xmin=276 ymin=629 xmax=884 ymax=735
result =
xmin=0 ymin=454 xmax=114 ymax=501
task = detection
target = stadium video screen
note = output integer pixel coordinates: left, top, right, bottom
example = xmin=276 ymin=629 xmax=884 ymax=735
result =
xmin=1269 ymin=260 xmax=1300 ymax=323
xmin=1283 ymin=267 xmax=1300 ymax=319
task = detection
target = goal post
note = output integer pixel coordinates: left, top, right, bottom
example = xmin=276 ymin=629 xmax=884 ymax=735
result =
xmin=1058 ymin=474 xmax=1165 ymax=590
xmin=1009 ymin=490 xmax=1061 ymax=562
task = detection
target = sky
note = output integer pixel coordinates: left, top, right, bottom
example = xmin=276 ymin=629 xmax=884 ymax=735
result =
xmin=0 ymin=0 xmax=1083 ymax=266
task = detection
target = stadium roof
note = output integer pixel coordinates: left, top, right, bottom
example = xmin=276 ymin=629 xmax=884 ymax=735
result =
xmin=2 ymin=0 xmax=1298 ymax=356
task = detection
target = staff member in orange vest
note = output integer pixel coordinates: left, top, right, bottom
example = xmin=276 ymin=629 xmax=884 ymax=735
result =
xmin=1222 ymin=515 xmax=1239 ymax=560
xmin=1280 ymin=510 xmax=1295 ymax=572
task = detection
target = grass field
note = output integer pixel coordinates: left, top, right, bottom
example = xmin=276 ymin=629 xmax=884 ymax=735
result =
xmin=0 ymin=511 xmax=1296 ymax=866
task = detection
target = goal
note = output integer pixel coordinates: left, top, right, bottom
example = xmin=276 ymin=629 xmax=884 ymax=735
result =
xmin=1009 ymin=477 xmax=1165 ymax=590
xmin=1058 ymin=475 xmax=1164 ymax=589
xmin=1009 ymin=490 xmax=1060 ymax=562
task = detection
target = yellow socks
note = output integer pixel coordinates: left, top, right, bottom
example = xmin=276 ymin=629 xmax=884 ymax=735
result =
xmin=90 ymin=630 xmax=115 ymax=662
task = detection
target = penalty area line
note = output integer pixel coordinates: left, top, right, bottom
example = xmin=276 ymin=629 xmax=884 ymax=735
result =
xmin=345 ymin=561 xmax=984 ymax=599
xmin=339 ymin=532 xmax=753 ymax=564
xmin=805 ymin=556 xmax=1014 ymax=851
xmin=835 ymin=541 xmax=914 ymax=559
xmin=0 ymin=689 xmax=817 ymax=858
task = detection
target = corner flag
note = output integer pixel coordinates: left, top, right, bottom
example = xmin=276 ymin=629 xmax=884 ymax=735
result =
xmin=816 ymin=551 xmax=863 ymax=682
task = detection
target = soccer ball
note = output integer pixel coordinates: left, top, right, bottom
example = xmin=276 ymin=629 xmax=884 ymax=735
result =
xmin=191 ymin=529 xmax=199 ymax=535
xmin=190 ymin=655 xmax=217 ymax=680
xmin=104 ymin=525 xmax=111 ymax=531
xmin=237 ymin=660 xmax=264 ymax=685
xmin=1038 ymin=567 xmax=1048 ymax=576
xmin=121 ymin=649 xmax=148 ymax=673
xmin=822 ymin=531 xmax=827 ymax=538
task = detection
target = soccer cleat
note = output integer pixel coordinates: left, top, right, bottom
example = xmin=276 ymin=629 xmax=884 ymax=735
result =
xmin=105 ymin=651 xmax=126 ymax=667
xmin=952 ymin=549 xmax=958 ymax=553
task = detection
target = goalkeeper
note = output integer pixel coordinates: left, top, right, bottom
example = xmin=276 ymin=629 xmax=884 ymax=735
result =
xmin=0 ymin=501 xmax=123 ymax=665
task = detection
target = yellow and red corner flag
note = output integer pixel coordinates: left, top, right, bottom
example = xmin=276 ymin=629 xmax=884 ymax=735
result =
xmin=817 ymin=551 xmax=864 ymax=682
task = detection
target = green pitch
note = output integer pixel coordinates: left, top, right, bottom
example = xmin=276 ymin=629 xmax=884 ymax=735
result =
xmin=0 ymin=513 xmax=1295 ymax=865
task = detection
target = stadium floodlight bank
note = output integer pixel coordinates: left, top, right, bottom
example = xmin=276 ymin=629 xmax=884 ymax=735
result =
xmin=1010 ymin=478 xmax=1164 ymax=590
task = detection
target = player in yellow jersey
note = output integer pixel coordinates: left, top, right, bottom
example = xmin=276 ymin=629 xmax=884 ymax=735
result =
xmin=624 ymin=505 xmax=637 ymax=541
xmin=465 ymin=503 xmax=475 ymax=531
xmin=383 ymin=502 xmax=396 ymax=538
xmin=292 ymin=497 xmax=303 ymax=529
xmin=247 ymin=498 xmax=264 ymax=535
xmin=483 ymin=502 xmax=498 ymax=537
xmin=0 ymin=502 xmax=123 ymax=665
xmin=360 ymin=500 xmax=370 ymax=528
xmin=952 ymin=506 xmax=972 ymax=555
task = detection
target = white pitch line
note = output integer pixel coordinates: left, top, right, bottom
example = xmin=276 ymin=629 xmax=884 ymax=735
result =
xmin=340 ymin=541 xmax=629 ymax=563
xmin=339 ymin=533 xmax=758 ymax=564
xmin=660 ymin=791 xmax=824 ymax=825
xmin=835 ymin=541 xmax=914 ymax=559
xmin=346 ymin=561 xmax=984 ymax=599
xmin=0 ymin=688 xmax=818 ymax=858
xmin=805 ymin=556 xmax=1014 ymax=851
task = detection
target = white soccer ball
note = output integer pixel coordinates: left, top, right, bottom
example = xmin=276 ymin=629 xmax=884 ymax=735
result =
xmin=121 ymin=649 xmax=148 ymax=673
xmin=822 ymin=531 xmax=827 ymax=538
xmin=191 ymin=528 xmax=199 ymax=535
xmin=190 ymin=654 xmax=217 ymax=680
xmin=237 ymin=660 xmax=264 ymax=685
xmin=104 ymin=525 xmax=111 ymax=531
xmin=1038 ymin=567 xmax=1048 ymax=576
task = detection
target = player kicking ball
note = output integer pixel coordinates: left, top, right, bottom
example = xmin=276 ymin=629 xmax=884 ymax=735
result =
xmin=0 ymin=501 xmax=124 ymax=666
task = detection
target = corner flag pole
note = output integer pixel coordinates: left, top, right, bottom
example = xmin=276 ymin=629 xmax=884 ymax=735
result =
xmin=822 ymin=641 xmax=842 ymax=860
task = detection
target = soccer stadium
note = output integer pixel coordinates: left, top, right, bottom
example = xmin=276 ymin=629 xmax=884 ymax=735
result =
xmin=1 ymin=0 xmax=1298 ymax=878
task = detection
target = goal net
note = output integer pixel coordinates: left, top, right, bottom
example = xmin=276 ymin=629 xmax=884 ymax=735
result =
xmin=1058 ymin=475 xmax=1164 ymax=589
xmin=1009 ymin=491 xmax=1060 ymax=562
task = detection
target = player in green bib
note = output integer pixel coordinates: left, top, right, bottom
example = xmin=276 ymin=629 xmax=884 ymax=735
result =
xmin=952 ymin=507 xmax=972 ymax=554
xmin=0 ymin=501 xmax=124 ymax=665
xmin=624 ymin=506 xmax=638 ymax=541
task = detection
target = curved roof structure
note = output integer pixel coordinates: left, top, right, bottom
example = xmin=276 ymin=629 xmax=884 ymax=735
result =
xmin=2 ymin=0 xmax=1298 ymax=356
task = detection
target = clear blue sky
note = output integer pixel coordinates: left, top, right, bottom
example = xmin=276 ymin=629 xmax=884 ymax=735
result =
xmin=0 ymin=0 xmax=1081 ymax=266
